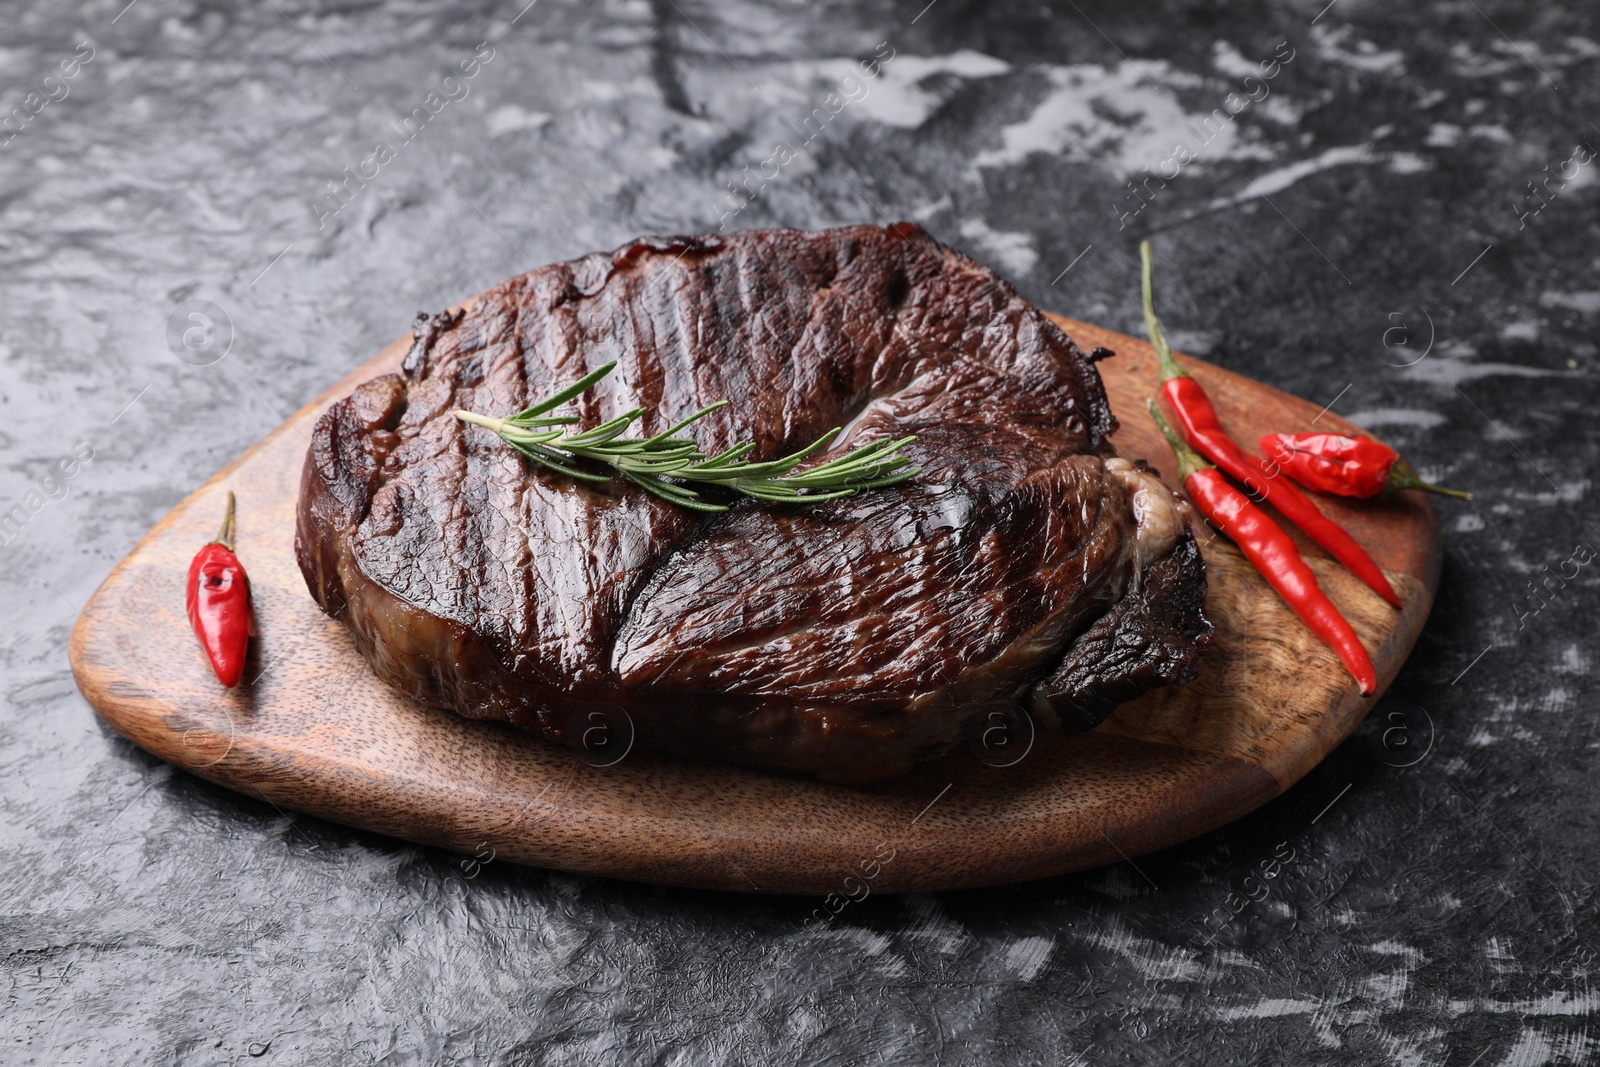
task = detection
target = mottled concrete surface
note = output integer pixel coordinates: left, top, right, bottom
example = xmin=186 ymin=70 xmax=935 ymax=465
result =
xmin=2 ymin=0 xmax=1598 ymax=1063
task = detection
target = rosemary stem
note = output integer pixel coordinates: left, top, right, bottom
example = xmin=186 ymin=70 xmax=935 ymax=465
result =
xmin=454 ymin=410 xmax=512 ymax=434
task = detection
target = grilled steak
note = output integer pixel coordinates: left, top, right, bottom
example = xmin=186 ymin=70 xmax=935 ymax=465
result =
xmin=295 ymin=223 xmax=1211 ymax=783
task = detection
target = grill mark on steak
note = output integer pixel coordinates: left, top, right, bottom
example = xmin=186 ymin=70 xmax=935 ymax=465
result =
xmin=296 ymin=223 xmax=1211 ymax=782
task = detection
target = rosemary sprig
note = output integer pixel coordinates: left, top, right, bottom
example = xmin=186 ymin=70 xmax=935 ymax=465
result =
xmin=453 ymin=360 xmax=920 ymax=512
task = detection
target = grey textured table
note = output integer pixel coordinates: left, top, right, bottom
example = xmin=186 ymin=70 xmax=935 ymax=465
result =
xmin=4 ymin=0 xmax=1597 ymax=1063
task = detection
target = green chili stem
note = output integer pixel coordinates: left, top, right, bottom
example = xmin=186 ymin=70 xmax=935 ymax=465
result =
xmin=1146 ymin=400 xmax=1211 ymax=482
xmin=211 ymin=490 xmax=236 ymax=550
xmin=1140 ymin=240 xmax=1188 ymax=384
xmin=1386 ymin=459 xmax=1474 ymax=500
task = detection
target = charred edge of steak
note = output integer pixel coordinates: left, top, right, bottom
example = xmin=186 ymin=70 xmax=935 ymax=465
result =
xmin=402 ymin=307 xmax=465 ymax=378
xmin=1030 ymin=527 xmax=1213 ymax=733
xmin=295 ymin=373 xmax=409 ymax=618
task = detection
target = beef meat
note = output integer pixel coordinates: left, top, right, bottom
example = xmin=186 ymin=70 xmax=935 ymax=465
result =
xmin=295 ymin=223 xmax=1212 ymax=783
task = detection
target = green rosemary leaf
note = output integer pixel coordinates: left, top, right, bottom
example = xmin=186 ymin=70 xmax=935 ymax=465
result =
xmin=621 ymin=471 xmax=727 ymax=512
xmin=506 ymin=414 xmax=582 ymax=429
xmin=694 ymin=430 xmax=840 ymax=480
xmin=561 ymin=408 xmax=648 ymax=448
xmin=752 ymin=486 xmax=862 ymax=502
xmin=514 ymin=360 xmax=619 ymax=420
xmin=642 ymin=400 xmax=730 ymax=446
xmin=505 ymin=439 xmax=613 ymax=482
xmin=693 ymin=441 xmax=760 ymax=468
xmin=850 ymin=467 xmax=925 ymax=490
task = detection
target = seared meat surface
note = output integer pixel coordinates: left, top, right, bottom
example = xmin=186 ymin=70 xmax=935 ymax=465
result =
xmin=295 ymin=223 xmax=1211 ymax=782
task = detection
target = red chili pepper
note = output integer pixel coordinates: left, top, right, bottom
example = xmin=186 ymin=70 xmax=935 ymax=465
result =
xmin=187 ymin=490 xmax=251 ymax=688
xmin=1140 ymin=242 xmax=1403 ymax=610
xmin=1259 ymin=432 xmax=1473 ymax=501
xmin=1150 ymin=403 xmax=1377 ymax=695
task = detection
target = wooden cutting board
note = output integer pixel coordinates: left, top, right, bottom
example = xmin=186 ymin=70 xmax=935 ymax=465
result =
xmin=68 ymin=312 xmax=1439 ymax=894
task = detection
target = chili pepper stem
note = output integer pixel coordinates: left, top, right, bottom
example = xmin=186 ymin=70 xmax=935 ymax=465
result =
xmin=1386 ymin=460 xmax=1473 ymax=501
xmin=1147 ymin=400 xmax=1209 ymax=480
xmin=211 ymin=490 xmax=236 ymax=550
xmin=1139 ymin=240 xmax=1188 ymax=383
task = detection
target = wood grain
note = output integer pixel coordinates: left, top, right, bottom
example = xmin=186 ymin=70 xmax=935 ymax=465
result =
xmin=67 ymin=313 xmax=1440 ymax=894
